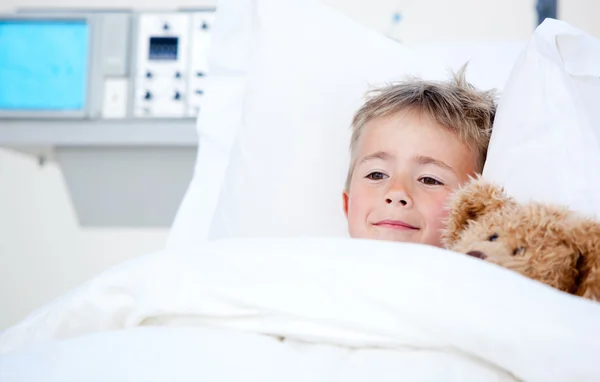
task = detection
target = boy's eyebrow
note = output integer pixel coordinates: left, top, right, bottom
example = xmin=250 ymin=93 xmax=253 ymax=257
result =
xmin=413 ymin=155 xmax=456 ymax=174
xmin=358 ymin=151 xmax=393 ymax=164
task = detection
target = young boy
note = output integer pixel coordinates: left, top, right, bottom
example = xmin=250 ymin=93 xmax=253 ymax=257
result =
xmin=343 ymin=66 xmax=497 ymax=247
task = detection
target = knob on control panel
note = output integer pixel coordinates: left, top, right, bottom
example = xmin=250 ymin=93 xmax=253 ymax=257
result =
xmin=144 ymin=91 xmax=152 ymax=100
xmin=173 ymin=91 xmax=181 ymax=100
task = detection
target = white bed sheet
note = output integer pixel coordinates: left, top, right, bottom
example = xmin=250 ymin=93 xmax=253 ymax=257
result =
xmin=0 ymin=326 xmax=512 ymax=382
xmin=1 ymin=238 xmax=599 ymax=381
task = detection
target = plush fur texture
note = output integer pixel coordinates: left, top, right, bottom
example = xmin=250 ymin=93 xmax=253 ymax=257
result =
xmin=442 ymin=176 xmax=600 ymax=302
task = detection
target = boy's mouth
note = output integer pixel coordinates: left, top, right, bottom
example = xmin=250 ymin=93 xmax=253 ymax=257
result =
xmin=373 ymin=220 xmax=419 ymax=230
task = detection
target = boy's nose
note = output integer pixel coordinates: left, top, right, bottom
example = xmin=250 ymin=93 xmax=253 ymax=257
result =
xmin=385 ymin=190 xmax=413 ymax=208
xmin=385 ymin=178 xmax=413 ymax=207
xmin=386 ymin=198 xmax=410 ymax=206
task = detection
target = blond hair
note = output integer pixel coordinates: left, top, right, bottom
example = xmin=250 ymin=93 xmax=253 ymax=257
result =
xmin=345 ymin=65 xmax=497 ymax=191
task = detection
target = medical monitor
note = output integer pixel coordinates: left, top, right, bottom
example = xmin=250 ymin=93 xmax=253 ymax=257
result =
xmin=0 ymin=16 xmax=90 ymax=117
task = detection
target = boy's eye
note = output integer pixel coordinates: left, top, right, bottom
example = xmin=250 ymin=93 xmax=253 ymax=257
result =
xmin=419 ymin=177 xmax=443 ymax=186
xmin=366 ymin=171 xmax=388 ymax=180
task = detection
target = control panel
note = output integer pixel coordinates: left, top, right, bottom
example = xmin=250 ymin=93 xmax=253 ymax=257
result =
xmin=188 ymin=12 xmax=215 ymax=117
xmin=0 ymin=9 xmax=216 ymax=120
xmin=134 ymin=13 xmax=189 ymax=118
xmin=0 ymin=10 xmax=214 ymax=227
xmin=133 ymin=12 xmax=214 ymax=118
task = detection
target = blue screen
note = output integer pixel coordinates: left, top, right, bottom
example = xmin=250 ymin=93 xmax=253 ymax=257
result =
xmin=0 ymin=20 xmax=89 ymax=111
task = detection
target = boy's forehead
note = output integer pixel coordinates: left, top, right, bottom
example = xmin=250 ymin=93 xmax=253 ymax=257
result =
xmin=358 ymin=112 xmax=456 ymax=152
xmin=355 ymin=113 xmax=478 ymax=177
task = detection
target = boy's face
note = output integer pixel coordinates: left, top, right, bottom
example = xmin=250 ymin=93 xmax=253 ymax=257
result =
xmin=343 ymin=111 xmax=478 ymax=247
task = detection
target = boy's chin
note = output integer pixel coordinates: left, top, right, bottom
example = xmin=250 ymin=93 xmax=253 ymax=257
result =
xmin=349 ymin=227 xmax=442 ymax=248
xmin=352 ymin=226 xmax=420 ymax=243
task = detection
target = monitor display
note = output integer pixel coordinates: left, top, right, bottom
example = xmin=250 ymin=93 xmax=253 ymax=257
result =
xmin=0 ymin=19 xmax=89 ymax=111
xmin=149 ymin=36 xmax=178 ymax=61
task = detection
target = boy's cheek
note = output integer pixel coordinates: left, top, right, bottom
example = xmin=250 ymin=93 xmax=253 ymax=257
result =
xmin=430 ymin=192 xmax=452 ymax=227
xmin=343 ymin=192 xmax=366 ymax=229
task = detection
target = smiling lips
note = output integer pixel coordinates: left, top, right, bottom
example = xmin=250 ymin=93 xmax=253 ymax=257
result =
xmin=374 ymin=220 xmax=419 ymax=230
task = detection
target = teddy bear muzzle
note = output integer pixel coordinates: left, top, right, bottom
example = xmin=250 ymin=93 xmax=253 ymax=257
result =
xmin=466 ymin=250 xmax=487 ymax=260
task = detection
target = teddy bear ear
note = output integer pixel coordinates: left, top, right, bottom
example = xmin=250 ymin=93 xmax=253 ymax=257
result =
xmin=568 ymin=217 xmax=600 ymax=301
xmin=441 ymin=175 xmax=513 ymax=248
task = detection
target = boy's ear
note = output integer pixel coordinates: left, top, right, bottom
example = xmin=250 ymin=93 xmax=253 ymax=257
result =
xmin=442 ymin=175 xmax=513 ymax=248
xmin=343 ymin=191 xmax=349 ymax=218
xmin=569 ymin=218 xmax=600 ymax=301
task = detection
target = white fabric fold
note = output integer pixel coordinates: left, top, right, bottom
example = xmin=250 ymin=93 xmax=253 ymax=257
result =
xmin=1 ymin=238 xmax=599 ymax=382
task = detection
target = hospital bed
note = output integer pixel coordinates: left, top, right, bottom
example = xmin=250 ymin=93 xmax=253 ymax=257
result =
xmin=1 ymin=0 xmax=600 ymax=381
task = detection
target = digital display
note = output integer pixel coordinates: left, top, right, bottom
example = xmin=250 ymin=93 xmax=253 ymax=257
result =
xmin=0 ymin=19 xmax=89 ymax=111
xmin=149 ymin=36 xmax=179 ymax=61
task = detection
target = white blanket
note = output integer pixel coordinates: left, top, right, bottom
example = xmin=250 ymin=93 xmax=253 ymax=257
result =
xmin=1 ymin=238 xmax=599 ymax=382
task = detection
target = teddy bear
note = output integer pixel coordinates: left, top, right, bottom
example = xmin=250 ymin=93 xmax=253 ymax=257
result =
xmin=442 ymin=176 xmax=600 ymax=302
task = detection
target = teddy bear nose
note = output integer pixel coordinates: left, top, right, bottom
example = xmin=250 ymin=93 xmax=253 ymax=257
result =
xmin=466 ymin=250 xmax=487 ymax=260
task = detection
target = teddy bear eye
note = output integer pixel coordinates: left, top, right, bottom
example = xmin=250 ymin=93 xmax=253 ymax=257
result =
xmin=512 ymin=247 xmax=525 ymax=256
xmin=488 ymin=233 xmax=499 ymax=242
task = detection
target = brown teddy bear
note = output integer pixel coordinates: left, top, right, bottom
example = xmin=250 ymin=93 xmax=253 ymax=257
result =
xmin=442 ymin=176 xmax=600 ymax=302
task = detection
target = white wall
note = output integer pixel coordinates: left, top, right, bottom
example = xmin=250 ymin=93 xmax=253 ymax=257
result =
xmin=0 ymin=0 xmax=598 ymax=331
xmin=0 ymin=149 xmax=170 ymax=330
xmin=325 ymin=0 xmax=537 ymax=43
xmin=0 ymin=0 xmax=215 ymax=10
xmin=324 ymin=0 xmax=600 ymax=42
xmin=560 ymin=0 xmax=600 ymax=37
xmin=4 ymin=0 xmax=597 ymax=40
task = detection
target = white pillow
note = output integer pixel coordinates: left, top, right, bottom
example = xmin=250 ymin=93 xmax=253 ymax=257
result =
xmin=208 ymin=0 xmax=447 ymax=239
xmin=166 ymin=0 xmax=252 ymax=250
xmin=483 ymin=19 xmax=600 ymax=218
xmin=408 ymin=40 xmax=526 ymax=92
